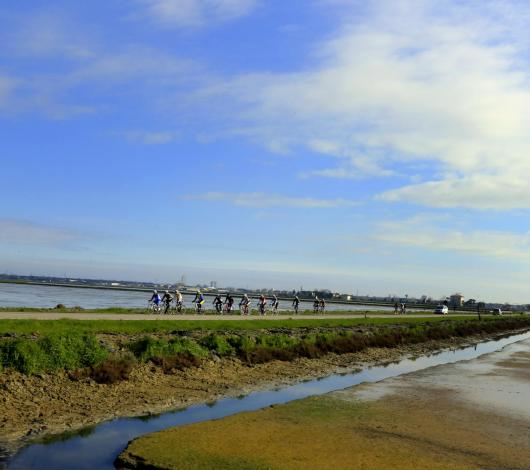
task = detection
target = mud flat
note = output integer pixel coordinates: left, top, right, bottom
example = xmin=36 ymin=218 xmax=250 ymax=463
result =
xmin=117 ymin=339 xmax=530 ymax=470
xmin=0 ymin=337 xmax=464 ymax=455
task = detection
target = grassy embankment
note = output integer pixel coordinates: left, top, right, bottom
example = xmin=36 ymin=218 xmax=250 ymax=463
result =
xmin=0 ymin=315 xmax=493 ymax=335
xmin=0 ymin=317 xmax=529 ymax=382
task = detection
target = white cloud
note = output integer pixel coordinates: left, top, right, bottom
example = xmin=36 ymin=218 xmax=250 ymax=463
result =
xmin=376 ymin=217 xmax=530 ymax=262
xmin=137 ymin=0 xmax=258 ymax=27
xmin=1 ymin=12 xmax=96 ymax=59
xmin=182 ymin=192 xmax=359 ymax=208
xmin=0 ymin=76 xmax=16 ymax=108
xmin=200 ymin=0 xmax=530 ymax=209
xmin=0 ymin=219 xmax=82 ymax=246
xmin=119 ymin=130 xmax=180 ymax=145
xmin=378 ymin=175 xmax=530 ymax=210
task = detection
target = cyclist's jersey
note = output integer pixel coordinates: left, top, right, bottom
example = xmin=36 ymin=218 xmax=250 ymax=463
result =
xmin=240 ymin=297 xmax=250 ymax=306
xmin=227 ymin=295 xmax=234 ymax=305
xmin=214 ymin=296 xmax=223 ymax=304
xmin=193 ymin=294 xmax=205 ymax=304
xmin=150 ymin=294 xmax=161 ymax=305
xmin=162 ymin=293 xmax=173 ymax=303
xmin=293 ymin=297 xmax=300 ymax=306
xmin=259 ymin=296 xmax=266 ymax=305
xmin=175 ymin=293 xmax=183 ymax=302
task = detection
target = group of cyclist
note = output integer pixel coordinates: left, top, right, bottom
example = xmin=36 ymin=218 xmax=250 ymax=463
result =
xmin=313 ymin=296 xmax=327 ymax=313
xmin=148 ymin=290 xmax=318 ymax=315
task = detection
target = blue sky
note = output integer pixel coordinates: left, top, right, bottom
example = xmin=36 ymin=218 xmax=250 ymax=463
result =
xmin=2 ymin=0 xmax=530 ymax=302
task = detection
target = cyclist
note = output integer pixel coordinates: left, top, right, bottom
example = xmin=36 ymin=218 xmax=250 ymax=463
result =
xmin=162 ymin=290 xmax=173 ymax=314
xmin=192 ymin=290 xmax=205 ymax=314
xmin=224 ymin=293 xmax=235 ymax=313
xmin=149 ymin=290 xmax=161 ymax=313
xmin=258 ymin=294 xmax=267 ymax=315
xmin=313 ymin=296 xmax=320 ymax=314
xmin=174 ymin=290 xmax=183 ymax=312
xmin=292 ymin=295 xmax=300 ymax=314
xmin=270 ymin=295 xmax=279 ymax=314
xmin=239 ymin=294 xmax=251 ymax=315
xmin=319 ymin=298 xmax=326 ymax=313
xmin=213 ymin=294 xmax=223 ymax=313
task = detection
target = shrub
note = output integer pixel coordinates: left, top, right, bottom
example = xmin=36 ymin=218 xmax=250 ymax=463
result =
xmin=151 ymin=353 xmax=202 ymax=373
xmin=0 ymin=340 xmax=45 ymax=375
xmin=199 ymin=333 xmax=234 ymax=356
xmin=127 ymin=336 xmax=208 ymax=371
xmin=90 ymin=352 xmax=136 ymax=384
xmin=0 ymin=333 xmax=108 ymax=375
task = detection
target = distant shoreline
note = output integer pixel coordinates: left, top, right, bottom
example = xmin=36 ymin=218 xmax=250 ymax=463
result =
xmin=0 ymin=279 xmax=494 ymax=312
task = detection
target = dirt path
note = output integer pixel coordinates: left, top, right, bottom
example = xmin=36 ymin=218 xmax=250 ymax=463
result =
xmin=117 ymin=339 xmax=530 ymax=469
xmin=0 ymin=312 xmax=475 ymax=320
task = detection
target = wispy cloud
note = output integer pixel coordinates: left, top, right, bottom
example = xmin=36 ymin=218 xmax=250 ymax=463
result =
xmin=0 ymin=76 xmax=16 ymax=109
xmin=0 ymin=219 xmax=83 ymax=247
xmin=375 ymin=216 xmax=530 ymax=262
xmin=116 ymin=130 xmax=180 ymax=145
xmin=0 ymin=11 xmax=96 ymax=60
xmin=197 ymin=0 xmax=530 ymax=209
xmin=182 ymin=192 xmax=359 ymax=208
xmin=135 ymin=0 xmax=259 ymax=28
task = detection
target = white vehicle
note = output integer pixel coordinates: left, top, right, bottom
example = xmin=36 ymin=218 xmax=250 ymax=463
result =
xmin=434 ymin=305 xmax=449 ymax=315
xmin=492 ymin=308 xmax=503 ymax=316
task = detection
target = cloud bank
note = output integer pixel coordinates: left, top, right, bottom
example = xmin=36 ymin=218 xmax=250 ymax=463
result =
xmin=137 ymin=0 xmax=259 ymax=27
xmin=183 ymin=192 xmax=359 ymax=208
xmin=204 ymin=0 xmax=530 ymax=210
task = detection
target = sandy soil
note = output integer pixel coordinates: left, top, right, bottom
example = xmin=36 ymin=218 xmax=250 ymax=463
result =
xmin=117 ymin=339 xmax=530 ymax=470
xmin=0 ymin=334 xmax=495 ymax=456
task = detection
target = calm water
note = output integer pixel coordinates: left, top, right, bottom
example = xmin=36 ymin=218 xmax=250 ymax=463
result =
xmin=0 ymin=283 xmax=392 ymax=312
xmin=6 ymin=331 xmax=530 ymax=470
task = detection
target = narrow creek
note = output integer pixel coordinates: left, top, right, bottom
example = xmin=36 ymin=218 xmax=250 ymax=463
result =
xmin=6 ymin=331 xmax=530 ymax=470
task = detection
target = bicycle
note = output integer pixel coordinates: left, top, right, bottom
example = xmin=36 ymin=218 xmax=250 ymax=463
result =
xmin=240 ymin=302 xmax=250 ymax=316
xmin=270 ymin=301 xmax=279 ymax=315
xmin=147 ymin=301 xmax=161 ymax=314
xmin=163 ymin=300 xmax=172 ymax=315
xmin=258 ymin=302 xmax=267 ymax=316
xmin=194 ymin=301 xmax=204 ymax=314
xmin=292 ymin=303 xmax=299 ymax=315
xmin=173 ymin=299 xmax=183 ymax=314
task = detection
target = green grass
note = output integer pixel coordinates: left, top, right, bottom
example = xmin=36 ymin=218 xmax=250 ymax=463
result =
xmin=1 ymin=317 xmax=529 ymax=376
xmin=0 ymin=332 xmax=107 ymax=375
xmin=0 ymin=316 xmax=493 ymax=336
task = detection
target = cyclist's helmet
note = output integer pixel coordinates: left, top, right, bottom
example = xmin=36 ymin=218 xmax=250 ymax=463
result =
xmin=165 ymin=290 xmax=169 ymax=294
xmin=153 ymin=290 xmax=158 ymax=294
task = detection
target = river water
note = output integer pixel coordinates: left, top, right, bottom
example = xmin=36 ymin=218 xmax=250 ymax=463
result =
xmin=0 ymin=283 xmax=392 ymax=312
xmin=6 ymin=331 xmax=530 ymax=470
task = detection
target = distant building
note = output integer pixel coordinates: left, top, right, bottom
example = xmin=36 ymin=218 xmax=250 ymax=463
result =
xmin=449 ymin=293 xmax=465 ymax=307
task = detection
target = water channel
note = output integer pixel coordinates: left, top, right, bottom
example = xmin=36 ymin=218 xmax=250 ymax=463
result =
xmin=6 ymin=331 xmax=530 ymax=469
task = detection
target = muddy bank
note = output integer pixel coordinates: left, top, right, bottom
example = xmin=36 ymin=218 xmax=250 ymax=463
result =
xmin=0 ymin=330 xmax=526 ymax=456
xmin=117 ymin=338 xmax=530 ymax=470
